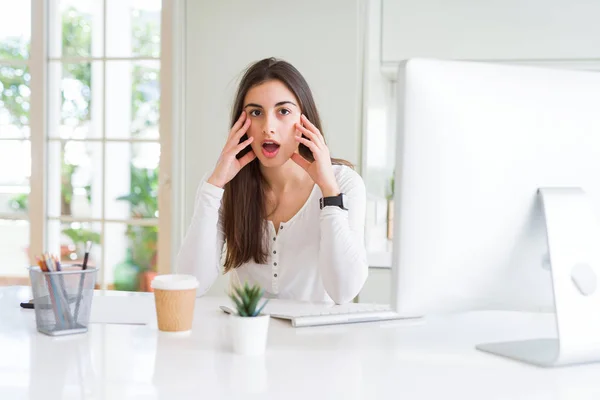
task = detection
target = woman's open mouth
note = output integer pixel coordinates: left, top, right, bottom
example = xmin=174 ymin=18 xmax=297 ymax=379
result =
xmin=261 ymin=141 xmax=280 ymax=158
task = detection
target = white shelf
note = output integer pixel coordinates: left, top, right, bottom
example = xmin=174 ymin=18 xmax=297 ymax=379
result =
xmin=368 ymin=251 xmax=392 ymax=269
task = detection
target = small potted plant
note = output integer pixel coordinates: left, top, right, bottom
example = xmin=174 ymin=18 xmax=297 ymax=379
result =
xmin=228 ymin=282 xmax=270 ymax=355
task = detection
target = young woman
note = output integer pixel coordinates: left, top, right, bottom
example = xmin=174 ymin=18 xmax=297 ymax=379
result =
xmin=177 ymin=57 xmax=368 ymax=304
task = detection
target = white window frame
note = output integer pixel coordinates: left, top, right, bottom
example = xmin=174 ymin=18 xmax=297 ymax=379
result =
xmin=159 ymin=0 xmax=186 ymax=277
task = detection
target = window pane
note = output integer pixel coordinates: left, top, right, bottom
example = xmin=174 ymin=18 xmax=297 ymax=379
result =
xmin=0 ymin=220 xmax=29 ymax=281
xmin=47 ymin=220 xmax=101 ymax=268
xmin=49 ymin=0 xmax=102 ymax=59
xmin=106 ymin=0 xmax=161 ymax=58
xmin=48 ymin=62 xmax=103 ymax=139
xmin=0 ymin=186 xmax=28 ymax=218
xmin=47 ymin=140 xmax=103 ymax=219
xmin=0 ymin=140 xmax=30 ymax=188
xmin=105 ymin=142 xmax=160 ymax=220
xmin=0 ymin=65 xmax=30 ymax=138
xmin=0 ymin=0 xmax=31 ymax=61
xmin=106 ymin=61 xmax=160 ymax=139
xmin=105 ymin=222 xmax=157 ymax=291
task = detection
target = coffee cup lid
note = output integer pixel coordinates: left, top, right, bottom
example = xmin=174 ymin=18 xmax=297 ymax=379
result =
xmin=151 ymin=274 xmax=199 ymax=291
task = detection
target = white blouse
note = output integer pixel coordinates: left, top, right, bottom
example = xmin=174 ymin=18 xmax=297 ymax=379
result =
xmin=176 ymin=165 xmax=368 ymax=304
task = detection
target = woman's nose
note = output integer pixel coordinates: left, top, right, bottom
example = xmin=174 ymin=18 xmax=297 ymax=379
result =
xmin=262 ymin=115 xmax=276 ymax=135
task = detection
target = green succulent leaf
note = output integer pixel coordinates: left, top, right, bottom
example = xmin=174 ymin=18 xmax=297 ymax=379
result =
xmin=247 ymin=291 xmax=261 ymax=316
xmin=229 ymin=293 xmax=245 ymax=316
xmin=254 ymin=298 xmax=269 ymax=317
xmin=230 ymin=282 xmax=267 ymax=317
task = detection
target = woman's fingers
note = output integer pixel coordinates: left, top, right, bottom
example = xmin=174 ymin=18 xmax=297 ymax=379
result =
xmin=226 ymin=118 xmax=251 ymax=152
xmin=238 ymin=150 xmax=257 ymax=168
xmin=295 ymin=123 xmax=322 ymax=148
xmin=300 ymin=114 xmax=325 ymax=144
xmin=228 ymin=111 xmax=247 ymax=140
xmin=234 ymin=136 xmax=254 ymax=154
xmin=295 ymin=136 xmax=320 ymax=158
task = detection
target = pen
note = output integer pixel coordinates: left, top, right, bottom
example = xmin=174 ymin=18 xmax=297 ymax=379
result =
xmin=21 ymin=257 xmax=48 ymax=310
xmin=82 ymin=241 xmax=91 ymax=270
xmin=74 ymin=241 xmax=92 ymax=323
xmin=20 ymin=257 xmax=47 ymax=310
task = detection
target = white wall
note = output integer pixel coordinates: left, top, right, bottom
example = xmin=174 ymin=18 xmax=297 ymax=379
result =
xmin=182 ymin=0 xmax=366 ymax=295
xmin=362 ymin=0 xmax=394 ymax=264
xmin=381 ymin=0 xmax=600 ymax=63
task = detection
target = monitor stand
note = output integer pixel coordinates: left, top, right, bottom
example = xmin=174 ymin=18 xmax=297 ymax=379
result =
xmin=476 ymin=187 xmax=600 ymax=367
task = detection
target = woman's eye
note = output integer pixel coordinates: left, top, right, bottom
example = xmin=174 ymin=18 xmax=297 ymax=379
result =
xmin=249 ymin=109 xmax=261 ymax=117
xmin=279 ymin=108 xmax=291 ymax=116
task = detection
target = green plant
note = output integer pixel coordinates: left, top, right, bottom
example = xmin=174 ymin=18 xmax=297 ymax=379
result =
xmin=61 ymin=161 xmax=76 ymax=215
xmin=62 ymin=228 xmax=101 ymax=248
xmin=62 ymin=228 xmax=100 ymax=245
xmin=116 ymin=165 xmax=159 ymax=272
xmin=8 ymin=193 xmax=28 ymax=212
xmin=116 ymin=166 xmax=158 ymax=218
xmin=228 ymin=282 xmax=270 ymax=317
xmin=125 ymin=225 xmax=158 ymax=271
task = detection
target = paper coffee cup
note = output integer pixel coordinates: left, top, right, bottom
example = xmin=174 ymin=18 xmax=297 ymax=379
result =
xmin=151 ymin=274 xmax=198 ymax=333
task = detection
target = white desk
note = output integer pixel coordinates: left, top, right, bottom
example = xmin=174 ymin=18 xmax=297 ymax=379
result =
xmin=2 ymin=286 xmax=600 ymax=400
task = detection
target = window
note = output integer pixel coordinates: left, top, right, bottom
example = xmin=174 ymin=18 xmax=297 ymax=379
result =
xmin=0 ymin=0 xmax=171 ymax=290
xmin=0 ymin=0 xmax=32 ymax=284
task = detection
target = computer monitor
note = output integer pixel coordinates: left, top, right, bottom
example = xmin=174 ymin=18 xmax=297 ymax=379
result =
xmin=391 ymin=59 xmax=600 ymax=367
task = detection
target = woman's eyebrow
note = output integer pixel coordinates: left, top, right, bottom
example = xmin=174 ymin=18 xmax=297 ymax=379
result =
xmin=275 ymin=101 xmax=298 ymax=108
xmin=243 ymin=101 xmax=298 ymax=109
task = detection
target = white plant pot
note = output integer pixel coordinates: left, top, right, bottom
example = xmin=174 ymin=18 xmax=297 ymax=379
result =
xmin=230 ymin=314 xmax=270 ymax=355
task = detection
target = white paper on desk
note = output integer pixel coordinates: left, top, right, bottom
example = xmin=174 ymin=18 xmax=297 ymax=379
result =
xmin=89 ymin=295 xmax=155 ymax=325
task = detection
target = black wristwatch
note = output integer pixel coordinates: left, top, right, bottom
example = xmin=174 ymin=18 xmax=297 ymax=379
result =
xmin=319 ymin=193 xmax=348 ymax=210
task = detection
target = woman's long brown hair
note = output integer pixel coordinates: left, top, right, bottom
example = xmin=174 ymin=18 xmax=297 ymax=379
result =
xmin=222 ymin=57 xmax=351 ymax=273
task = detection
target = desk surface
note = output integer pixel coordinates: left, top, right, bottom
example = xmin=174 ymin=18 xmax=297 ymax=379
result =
xmin=2 ymin=286 xmax=600 ymax=400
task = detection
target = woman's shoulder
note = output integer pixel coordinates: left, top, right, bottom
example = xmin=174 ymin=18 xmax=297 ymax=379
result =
xmin=332 ymin=164 xmax=366 ymax=194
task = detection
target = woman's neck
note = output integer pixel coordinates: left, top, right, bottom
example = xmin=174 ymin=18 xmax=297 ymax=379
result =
xmin=260 ymin=158 xmax=312 ymax=194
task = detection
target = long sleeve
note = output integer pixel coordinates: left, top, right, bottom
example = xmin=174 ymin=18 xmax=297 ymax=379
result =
xmin=319 ymin=168 xmax=369 ymax=304
xmin=176 ymin=179 xmax=226 ymax=296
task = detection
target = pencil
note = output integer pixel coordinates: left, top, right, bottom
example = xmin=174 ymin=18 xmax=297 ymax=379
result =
xmin=43 ymin=253 xmax=65 ymax=328
xmin=35 ymin=256 xmax=57 ymax=319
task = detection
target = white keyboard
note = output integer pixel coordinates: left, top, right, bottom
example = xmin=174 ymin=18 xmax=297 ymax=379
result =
xmin=221 ymin=301 xmax=412 ymax=327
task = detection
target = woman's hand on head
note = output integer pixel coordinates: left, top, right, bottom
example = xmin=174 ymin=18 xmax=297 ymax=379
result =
xmin=291 ymin=114 xmax=341 ymax=197
xmin=207 ymin=111 xmax=256 ymax=188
